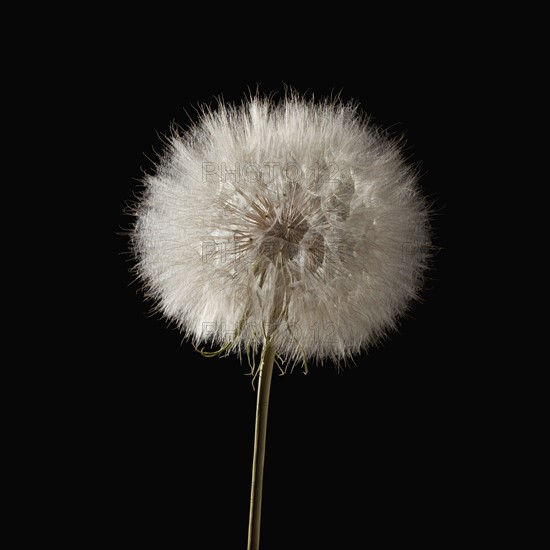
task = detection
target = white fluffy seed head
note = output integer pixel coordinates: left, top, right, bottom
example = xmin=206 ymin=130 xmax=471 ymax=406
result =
xmin=132 ymin=94 xmax=430 ymax=365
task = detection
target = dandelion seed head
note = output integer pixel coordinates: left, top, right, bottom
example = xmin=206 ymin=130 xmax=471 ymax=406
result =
xmin=132 ymin=94 xmax=430 ymax=365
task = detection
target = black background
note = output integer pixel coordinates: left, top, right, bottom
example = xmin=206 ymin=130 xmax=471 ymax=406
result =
xmin=85 ymin=36 xmax=473 ymax=548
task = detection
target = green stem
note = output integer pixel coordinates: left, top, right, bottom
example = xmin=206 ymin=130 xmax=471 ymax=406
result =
xmin=247 ymin=340 xmax=276 ymax=550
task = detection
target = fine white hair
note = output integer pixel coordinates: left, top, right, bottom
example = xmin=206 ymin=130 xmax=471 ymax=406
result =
xmin=132 ymin=94 xmax=430 ymax=366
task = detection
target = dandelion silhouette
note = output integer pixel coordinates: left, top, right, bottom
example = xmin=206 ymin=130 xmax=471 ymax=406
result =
xmin=131 ymin=93 xmax=430 ymax=549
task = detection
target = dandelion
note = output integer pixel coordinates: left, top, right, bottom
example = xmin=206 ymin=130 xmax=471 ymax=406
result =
xmin=131 ymin=93 xmax=430 ymax=549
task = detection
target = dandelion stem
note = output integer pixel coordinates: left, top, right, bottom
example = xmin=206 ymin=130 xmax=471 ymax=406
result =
xmin=247 ymin=339 xmax=276 ymax=550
